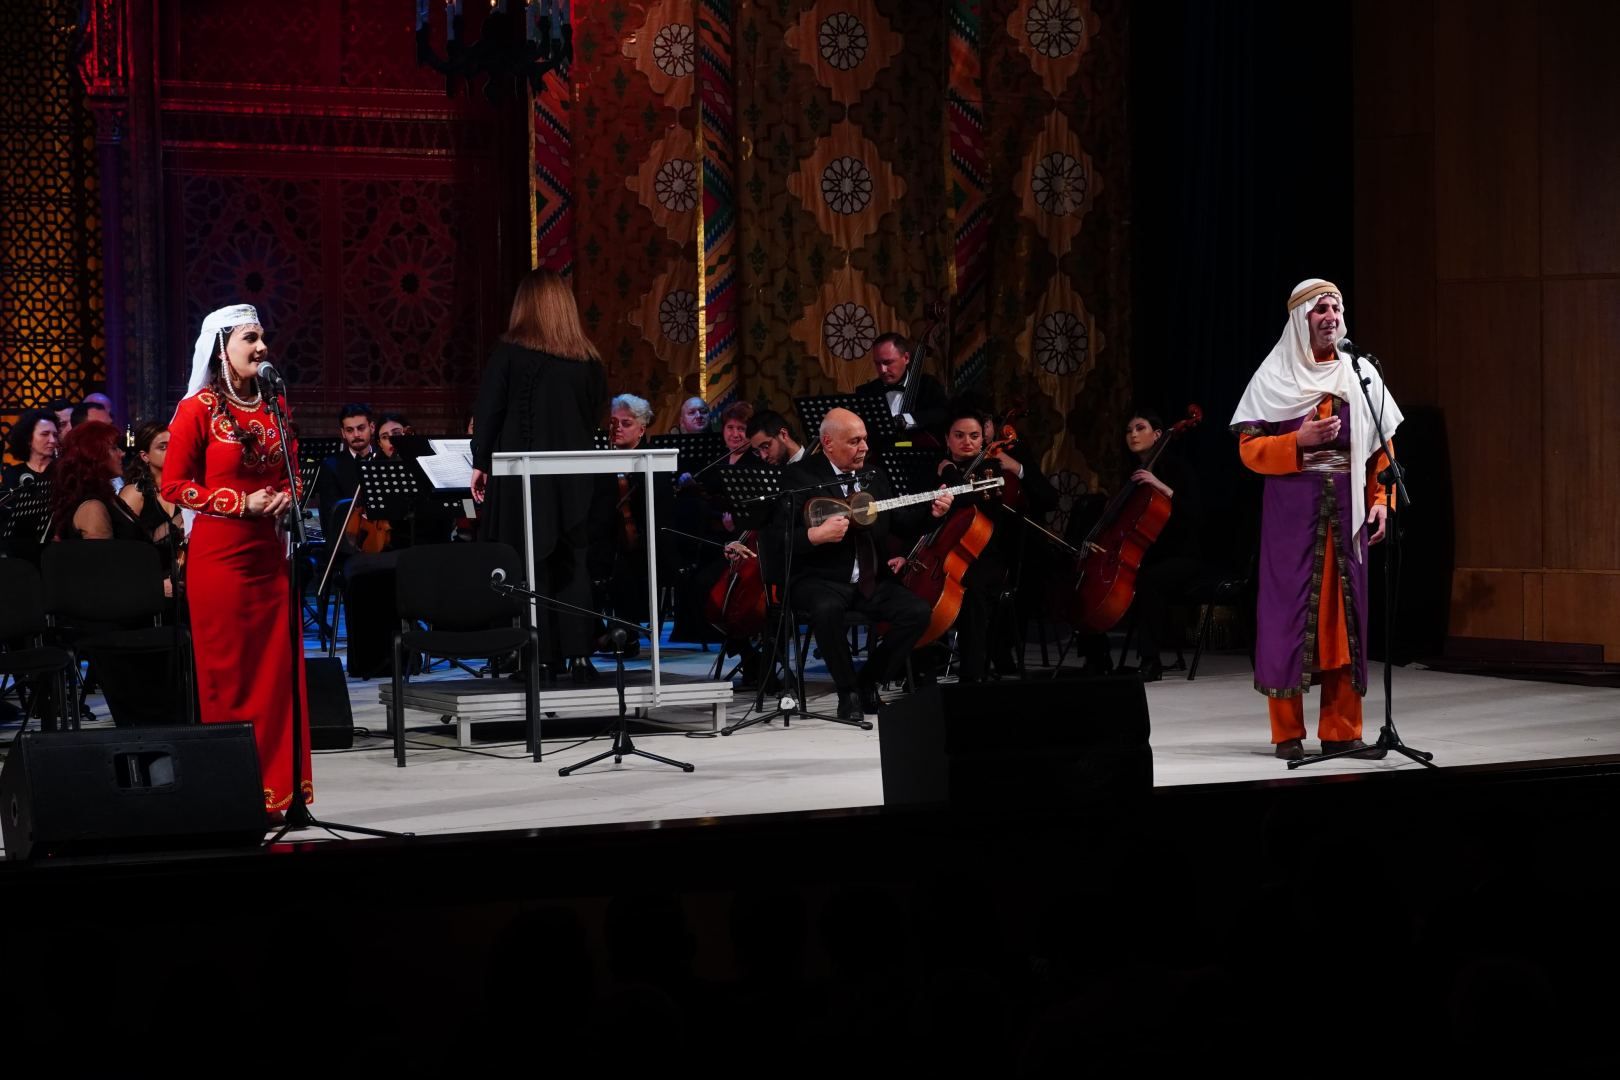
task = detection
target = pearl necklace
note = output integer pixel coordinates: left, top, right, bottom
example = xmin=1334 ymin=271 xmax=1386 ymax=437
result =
xmin=220 ymin=362 xmax=262 ymax=409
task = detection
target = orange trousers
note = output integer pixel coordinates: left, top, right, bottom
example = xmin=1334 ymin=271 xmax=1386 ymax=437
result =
xmin=1268 ymin=520 xmax=1362 ymax=743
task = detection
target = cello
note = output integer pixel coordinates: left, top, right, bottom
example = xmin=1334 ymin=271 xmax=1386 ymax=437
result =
xmin=1067 ymin=404 xmax=1202 ymax=633
xmin=704 ymin=532 xmax=767 ymax=637
xmin=898 ymin=441 xmax=1005 ymax=648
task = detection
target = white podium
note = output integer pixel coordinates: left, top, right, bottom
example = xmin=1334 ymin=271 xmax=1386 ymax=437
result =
xmin=491 ymin=447 xmax=678 ymax=701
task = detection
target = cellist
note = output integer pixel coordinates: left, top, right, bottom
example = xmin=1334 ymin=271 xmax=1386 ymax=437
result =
xmin=932 ymin=400 xmax=1058 ymax=682
xmin=1119 ymin=411 xmax=1202 ymax=681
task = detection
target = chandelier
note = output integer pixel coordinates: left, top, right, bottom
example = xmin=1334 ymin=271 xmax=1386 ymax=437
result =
xmin=416 ymin=0 xmax=573 ymax=99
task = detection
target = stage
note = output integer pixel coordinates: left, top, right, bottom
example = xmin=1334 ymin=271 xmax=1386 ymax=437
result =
xmin=246 ymin=643 xmax=1620 ymax=842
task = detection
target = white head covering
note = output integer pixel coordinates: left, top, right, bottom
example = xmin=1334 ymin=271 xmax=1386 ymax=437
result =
xmin=1230 ymin=279 xmax=1403 ymax=557
xmin=179 ymin=304 xmax=260 ymax=535
xmin=185 ymin=303 xmax=261 ymax=397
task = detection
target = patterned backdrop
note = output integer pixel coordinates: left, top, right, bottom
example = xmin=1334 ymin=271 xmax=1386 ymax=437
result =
xmin=0 ymin=0 xmax=105 ymax=439
xmin=738 ymin=0 xmax=950 ymax=414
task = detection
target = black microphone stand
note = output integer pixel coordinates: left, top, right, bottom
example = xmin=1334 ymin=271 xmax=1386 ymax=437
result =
xmin=1290 ymin=348 xmax=1436 ymax=771
xmin=723 ymin=472 xmax=877 ymax=734
xmin=263 ymin=374 xmax=405 ymax=842
xmin=491 ymin=577 xmax=693 ymax=774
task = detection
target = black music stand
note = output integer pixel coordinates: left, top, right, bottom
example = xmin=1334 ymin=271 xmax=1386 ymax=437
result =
xmin=298 ymin=437 xmax=343 ymax=468
xmin=794 ymin=393 xmax=904 ymax=449
xmin=2 ymin=480 xmax=54 ymax=561
xmin=646 ymin=431 xmax=727 ymax=476
xmin=357 ymin=458 xmax=423 ymax=546
xmin=877 ymin=447 xmax=938 ymax=497
xmin=717 ymin=468 xmax=870 ymax=735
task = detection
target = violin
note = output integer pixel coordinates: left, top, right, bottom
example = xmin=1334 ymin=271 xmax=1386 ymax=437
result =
xmin=340 ymin=482 xmax=392 ymax=555
xmin=615 ymin=475 xmax=639 ymax=550
xmin=1067 ymin=403 xmax=1202 ymax=632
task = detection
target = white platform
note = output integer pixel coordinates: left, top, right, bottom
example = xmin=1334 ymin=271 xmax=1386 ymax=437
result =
xmin=297 ymin=646 xmax=1620 ymax=840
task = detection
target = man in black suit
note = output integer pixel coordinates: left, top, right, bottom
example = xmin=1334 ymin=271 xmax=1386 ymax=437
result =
xmin=854 ymin=331 xmax=949 ymax=440
xmin=315 ymin=402 xmax=378 ymax=541
xmin=785 ymin=407 xmax=953 ymax=721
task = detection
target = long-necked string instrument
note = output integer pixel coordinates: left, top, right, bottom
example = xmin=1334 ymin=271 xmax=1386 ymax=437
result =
xmin=1067 ymin=404 xmax=1203 ymax=633
xmin=803 ymin=475 xmax=1004 ymax=528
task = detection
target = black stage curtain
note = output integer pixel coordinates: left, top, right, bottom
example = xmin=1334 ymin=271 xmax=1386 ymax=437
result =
xmin=1129 ymin=0 xmax=1354 ymax=577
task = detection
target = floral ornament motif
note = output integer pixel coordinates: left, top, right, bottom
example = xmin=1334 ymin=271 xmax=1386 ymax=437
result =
xmin=655 ymin=158 xmax=698 ymax=213
xmin=785 ymin=0 xmax=903 ymax=106
xmin=820 ymin=156 xmax=873 ymax=215
xmin=653 ymin=23 xmax=695 ymax=78
xmin=1034 ymin=310 xmax=1088 ymax=375
xmin=822 ymin=301 xmax=877 ymax=360
xmin=1025 ymin=0 xmax=1083 ymax=59
xmin=660 ymin=289 xmax=699 ymax=345
xmin=1031 ymin=152 xmax=1088 ymax=217
xmin=818 ymin=12 xmax=869 ymax=71
xmin=1047 ymin=468 xmax=1087 ymax=534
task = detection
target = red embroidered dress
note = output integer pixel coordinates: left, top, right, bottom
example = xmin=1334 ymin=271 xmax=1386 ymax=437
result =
xmin=162 ymin=389 xmax=312 ymax=810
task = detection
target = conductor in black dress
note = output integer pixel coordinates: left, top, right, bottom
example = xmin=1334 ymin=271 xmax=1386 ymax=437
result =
xmin=470 ymin=270 xmax=609 ymax=675
xmin=855 ymin=331 xmax=950 ymax=440
xmin=785 ymin=407 xmax=953 ymax=720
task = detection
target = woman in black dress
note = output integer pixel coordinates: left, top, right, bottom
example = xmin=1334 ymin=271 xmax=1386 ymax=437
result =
xmin=469 ymin=270 xmax=609 ymax=677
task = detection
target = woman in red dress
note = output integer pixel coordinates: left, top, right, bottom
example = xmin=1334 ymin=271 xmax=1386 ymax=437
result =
xmin=161 ymin=303 xmax=310 ymax=819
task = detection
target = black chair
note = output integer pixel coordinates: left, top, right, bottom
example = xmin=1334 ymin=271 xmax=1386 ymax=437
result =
xmin=1183 ymin=555 xmax=1258 ymax=681
xmin=390 ymin=542 xmax=541 ymax=767
xmin=40 ymin=540 xmax=189 ymax=727
xmin=0 ymin=557 xmax=76 ymax=732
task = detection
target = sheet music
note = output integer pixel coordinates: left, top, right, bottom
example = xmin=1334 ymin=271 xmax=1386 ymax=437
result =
xmin=428 ymin=438 xmax=472 ymax=459
xmin=417 ymin=450 xmax=474 ymax=490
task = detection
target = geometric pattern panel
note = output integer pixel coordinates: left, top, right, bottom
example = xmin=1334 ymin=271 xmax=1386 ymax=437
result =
xmin=0 ymin=0 xmax=105 ymax=431
xmin=177 ymin=175 xmax=325 ymax=391
xmin=341 ymin=178 xmax=480 ymax=389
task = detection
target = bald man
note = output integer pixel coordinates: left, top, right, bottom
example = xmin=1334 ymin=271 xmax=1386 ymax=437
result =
xmin=782 ymin=407 xmax=953 ymax=721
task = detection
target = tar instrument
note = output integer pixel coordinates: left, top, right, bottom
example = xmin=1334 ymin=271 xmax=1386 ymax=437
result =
xmin=803 ymin=476 xmax=1004 ymax=528
xmin=1067 ymin=404 xmax=1203 ymax=632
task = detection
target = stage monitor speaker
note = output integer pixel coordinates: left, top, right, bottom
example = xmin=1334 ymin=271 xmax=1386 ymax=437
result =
xmin=1 ymin=724 xmax=266 ymax=861
xmin=879 ymin=676 xmax=1153 ymax=808
xmin=307 ymin=657 xmax=355 ymax=750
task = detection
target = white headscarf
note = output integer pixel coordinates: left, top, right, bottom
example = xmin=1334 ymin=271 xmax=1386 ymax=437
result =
xmin=1231 ymin=279 xmax=1403 ymax=556
xmin=185 ymin=303 xmax=261 ymax=397
xmin=179 ymin=303 xmax=260 ymax=534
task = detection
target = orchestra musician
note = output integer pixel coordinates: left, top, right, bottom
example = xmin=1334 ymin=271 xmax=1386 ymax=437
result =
xmin=786 ymin=407 xmax=953 ymax=721
xmin=588 ymin=393 xmax=672 ymax=663
xmin=855 ymin=332 xmax=949 ymax=439
xmin=1119 ymin=412 xmax=1202 ymax=681
xmin=932 ymin=400 xmax=1058 ymax=681
xmin=670 ymin=401 xmax=753 ymax=645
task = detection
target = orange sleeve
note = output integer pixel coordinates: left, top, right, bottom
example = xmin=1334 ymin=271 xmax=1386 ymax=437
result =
xmin=1239 ymin=430 xmax=1301 ymax=476
xmin=1367 ymin=441 xmax=1395 ymax=511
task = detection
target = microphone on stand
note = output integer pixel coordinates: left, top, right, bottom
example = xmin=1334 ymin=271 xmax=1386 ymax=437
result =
xmin=1337 ymin=338 xmax=1382 ymax=369
xmin=490 ymin=566 xmax=509 ymax=593
xmin=256 ymin=361 xmax=288 ymax=398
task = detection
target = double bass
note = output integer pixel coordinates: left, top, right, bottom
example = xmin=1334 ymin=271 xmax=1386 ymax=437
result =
xmin=1068 ymin=404 xmax=1202 ymax=633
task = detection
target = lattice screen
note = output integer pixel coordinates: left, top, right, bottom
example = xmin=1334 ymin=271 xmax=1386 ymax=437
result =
xmin=0 ymin=0 xmax=104 ymax=443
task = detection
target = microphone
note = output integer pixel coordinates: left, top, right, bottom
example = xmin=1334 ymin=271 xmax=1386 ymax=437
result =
xmin=490 ymin=567 xmax=508 ymax=589
xmin=256 ymin=361 xmax=288 ymax=393
xmin=1337 ymin=338 xmax=1382 ymax=368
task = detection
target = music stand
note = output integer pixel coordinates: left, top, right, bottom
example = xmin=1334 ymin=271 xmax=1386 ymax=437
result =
xmin=2 ymin=480 xmax=54 ymax=560
xmin=794 ymin=394 xmax=904 ymax=449
xmin=877 ymin=448 xmax=939 ymax=497
xmin=357 ymin=458 xmax=423 ymax=544
xmin=298 ymin=437 xmax=342 ymax=467
xmin=646 ymin=431 xmax=727 ymax=477
xmin=717 ymin=468 xmax=870 ymax=736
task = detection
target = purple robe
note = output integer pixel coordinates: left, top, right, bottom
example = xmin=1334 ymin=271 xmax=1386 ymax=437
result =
xmin=1233 ymin=396 xmax=1371 ymax=699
